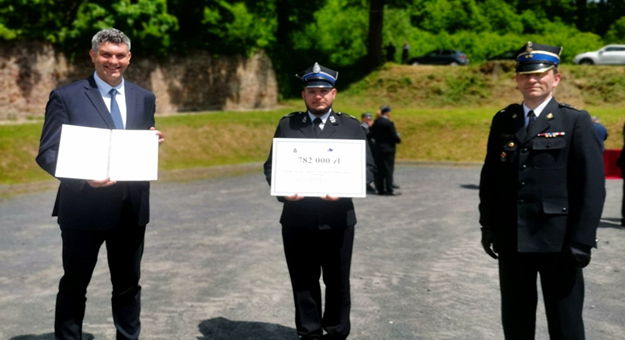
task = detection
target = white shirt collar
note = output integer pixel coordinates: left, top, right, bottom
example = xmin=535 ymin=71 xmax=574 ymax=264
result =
xmin=523 ymin=96 xmax=552 ymax=118
xmin=308 ymin=109 xmax=332 ymax=124
xmin=93 ymin=72 xmax=125 ymax=97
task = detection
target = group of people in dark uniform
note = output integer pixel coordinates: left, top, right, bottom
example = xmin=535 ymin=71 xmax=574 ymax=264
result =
xmin=35 ymin=27 xmax=609 ymax=340
xmin=360 ymin=107 xmax=402 ymax=196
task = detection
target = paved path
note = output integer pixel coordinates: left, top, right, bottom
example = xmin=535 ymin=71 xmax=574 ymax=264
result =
xmin=1 ymin=165 xmax=624 ymax=340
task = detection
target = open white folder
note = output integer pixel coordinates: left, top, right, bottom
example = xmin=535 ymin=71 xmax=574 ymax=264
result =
xmin=55 ymin=124 xmax=159 ymax=181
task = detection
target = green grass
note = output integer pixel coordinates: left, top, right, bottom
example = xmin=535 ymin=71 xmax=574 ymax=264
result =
xmin=4 ymin=63 xmax=625 ymax=186
xmin=3 ymin=104 xmax=622 ymax=186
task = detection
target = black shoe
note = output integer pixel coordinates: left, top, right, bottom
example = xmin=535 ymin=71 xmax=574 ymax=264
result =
xmin=366 ymin=184 xmax=377 ymax=194
xmin=386 ymin=191 xmax=402 ymax=196
xmin=621 ymin=219 xmax=625 ymax=226
xmin=377 ymin=191 xmax=387 ymax=196
xmin=392 ymin=184 xmax=400 ymax=189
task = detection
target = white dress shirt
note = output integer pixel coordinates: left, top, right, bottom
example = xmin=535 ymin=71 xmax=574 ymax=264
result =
xmin=93 ymin=72 xmax=128 ymax=128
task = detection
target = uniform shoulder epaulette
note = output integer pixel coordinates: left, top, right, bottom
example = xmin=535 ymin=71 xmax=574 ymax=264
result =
xmin=282 ymin=111 xmax=304 ymax=119
xmin=497 ymin=103 xmax=521 ymax=114
xmin=336 ymin=112 xmax=358 ymax=120
xmin=558 ymin=103 xmax=582 ymax=111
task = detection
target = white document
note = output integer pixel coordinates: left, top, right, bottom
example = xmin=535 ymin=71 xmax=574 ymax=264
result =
xmin=270 ymin=138 xmax=367 ymax=198
xmin=55 ymin=124 xmax=159 ymax=181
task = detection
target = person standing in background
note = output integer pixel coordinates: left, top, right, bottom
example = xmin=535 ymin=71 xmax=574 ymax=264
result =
xmin=402 ymin=42 xmax=410 ymax=64
xmin=370 ymin=105 xmax=401 ymax=196
xmin=592 ymin=116 xmax=608 ymax=152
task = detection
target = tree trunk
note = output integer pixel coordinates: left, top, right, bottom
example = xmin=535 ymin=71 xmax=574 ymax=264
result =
xmin=368 ymin=0 xmax=384 ymax=69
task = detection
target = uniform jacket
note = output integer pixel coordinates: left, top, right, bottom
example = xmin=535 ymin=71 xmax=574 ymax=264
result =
xmin=264 ymin=110 xmax=376 ymax=229
xmin=479 ymin=97 xmax=605 ymax=253
xmin=36 ymin=75 xmax=156 ymax=230
xmin=370 ymin=117 xmax=401 ymax=153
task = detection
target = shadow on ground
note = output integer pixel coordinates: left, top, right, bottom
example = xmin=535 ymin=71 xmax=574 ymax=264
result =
xmin=198 ymin=317 xmax=298 ymax=340
xmin=599 ymin=218 xmax=625 ymax=229
xmin=460 ymin=184 xmax=480 ymax=190
xmin=10 ymin=333 xmax=94 ymax=340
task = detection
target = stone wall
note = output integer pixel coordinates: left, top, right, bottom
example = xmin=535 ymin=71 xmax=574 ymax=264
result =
xmin=0 ymin=42 xmax=278 ymax=120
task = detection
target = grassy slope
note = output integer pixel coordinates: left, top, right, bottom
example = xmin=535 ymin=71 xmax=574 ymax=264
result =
xmin=2 ymin=63 xmax=624 ymax=185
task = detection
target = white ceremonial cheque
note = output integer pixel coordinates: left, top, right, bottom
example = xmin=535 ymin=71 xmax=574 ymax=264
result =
xmin=270 ymin=138 xmax=367 ymax=198
xmin=55 ymin=124 xmax=159 ymax=181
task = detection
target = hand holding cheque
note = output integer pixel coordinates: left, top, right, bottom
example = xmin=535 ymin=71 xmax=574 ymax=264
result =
xmin=55 ymin=124 xmax=164 ymax=184
xmin=270 ymin=138 xmax=367 ymax=198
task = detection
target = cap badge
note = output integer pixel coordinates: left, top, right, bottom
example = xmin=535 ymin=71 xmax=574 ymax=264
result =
xmin=313 ymin=62 xmax=321 ymax=73
xmin=527 ymin=41 xmax=533 ymax=53
xmin=547 ymin=113 xmax=554 ymax=120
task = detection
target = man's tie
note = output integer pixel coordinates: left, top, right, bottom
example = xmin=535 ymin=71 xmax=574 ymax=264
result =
xmin=109 ymin=88 xmax=124 ymax=129
xmin=313 ymin=117 xmax=322 ymax=137
xmin=526 ymin=110 xmax=535 ymax=135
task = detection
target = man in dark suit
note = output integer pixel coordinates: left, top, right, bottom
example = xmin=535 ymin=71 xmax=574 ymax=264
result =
xmin=370 ymin=105 xmax=401 ymax=195
xmin=36 ymin=28 xmax=164 ymax=340
xmin=479 ymin=42 xmax=605 ymax=339
xmin=264 ymin=63 xmax=375 ymax=340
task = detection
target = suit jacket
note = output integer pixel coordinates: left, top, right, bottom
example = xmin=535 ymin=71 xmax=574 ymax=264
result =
xmin=370 ymin=117 xmax=400 ymax=153
xmin=264 ymin=110 xmax=376 ymax=229
xmin=479 ymin=97 xmax=605 ymax=253
xmin=36 ymin=75 xmax=156 ymax=230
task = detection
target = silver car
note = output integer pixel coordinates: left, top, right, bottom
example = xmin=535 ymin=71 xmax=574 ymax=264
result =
xmin=573 ymin=45 xmax=625 ymax=65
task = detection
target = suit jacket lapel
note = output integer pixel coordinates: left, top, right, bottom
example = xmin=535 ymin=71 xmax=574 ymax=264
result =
xmin=298 ymin=113 xmax=315 ymax=137
xmin=513 ymin=106 xmax=526 ymax=143
xmin=319 ymin=112 xmax=338 ymax=138
xmin=525 ymin=98 xmax=556 ymax=142
xmin=125 ymin=82 xmax=135 ymax=129
xmin=84 ymin=76 xmax=116 ymax=129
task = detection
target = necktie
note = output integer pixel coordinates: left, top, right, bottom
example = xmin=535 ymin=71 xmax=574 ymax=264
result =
xmin=526 ymin=110 xmax=535 ymax=134
xmin=313 ymin=117 xmax=322 ymax=137
xmin=109 ymin=88 xmax=124 ymax=129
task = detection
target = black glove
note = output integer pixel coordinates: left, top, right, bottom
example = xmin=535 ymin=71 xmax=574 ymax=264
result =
xmin=481 ymin=228 xmax=498 ymax=259
xmin=569 ymin=243 xmax=592 ymax=268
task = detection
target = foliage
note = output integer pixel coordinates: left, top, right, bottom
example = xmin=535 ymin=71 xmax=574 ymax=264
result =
xmin=0 ymin=0 xmax=623 ymax=97
xmin=604 ymin=16 xmax=625 ymax=44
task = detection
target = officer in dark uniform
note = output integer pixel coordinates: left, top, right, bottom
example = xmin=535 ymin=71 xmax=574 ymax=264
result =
xmin=479 ymin=42 xmax=605 ymax=340
xmin=264 ymin=62 xmax=375 ymax=340
xmin=370 ymin=105 xmax=401 ymax=195
xmin=360 ymin=112 xmax=377 ymax=194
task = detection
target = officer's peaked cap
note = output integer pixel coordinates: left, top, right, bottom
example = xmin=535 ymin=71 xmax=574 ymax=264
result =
xmin=515 ymin=41 xmax=562 ymax=74
xmin=296 ymin=62 xmax=338 ymax=88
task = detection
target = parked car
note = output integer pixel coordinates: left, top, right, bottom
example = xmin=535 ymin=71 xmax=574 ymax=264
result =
xmin=487 ymin=49 xmax=518 ymax=61
xmin=573 ymin=45 xmax=625 ymax=65
xmin=408 ymin=49 xmax=469 ymax=66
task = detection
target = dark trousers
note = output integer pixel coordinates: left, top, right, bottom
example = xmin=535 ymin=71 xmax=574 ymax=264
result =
xmin=621 ymin=168 xmax=625 ymax=221
xmin=498 ymin=252 xmax=585 ymax=340
xmin=282 ymin=225 xmax=355 ymax=340
xmin=374 ymin=151 xmax=395 ymax=194
xmin=55 ymin=218 xmax=146 ymax=340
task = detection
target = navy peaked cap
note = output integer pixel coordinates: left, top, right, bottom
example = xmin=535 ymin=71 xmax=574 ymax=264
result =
xmin=296 ymin=62 xmax=338 ymax=88
xmin=515 ymin=41 xmax=562 ymax=74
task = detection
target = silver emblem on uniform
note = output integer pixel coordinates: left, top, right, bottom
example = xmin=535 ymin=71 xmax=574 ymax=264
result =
xmin=302 ymin=116 xmax=307 ymax=123
xmin=329 ymin=115 xmax=336 ymax=123
xmin=313 ymin=62 xmax=321 ymax=73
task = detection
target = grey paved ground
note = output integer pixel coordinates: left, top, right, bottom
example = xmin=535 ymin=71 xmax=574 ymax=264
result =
xmin=1 ymin=165 xmax=624 ymax=340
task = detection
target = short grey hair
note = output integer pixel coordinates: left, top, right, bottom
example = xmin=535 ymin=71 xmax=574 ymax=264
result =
xmin=91 ymin=28 xmax=131 ymax=52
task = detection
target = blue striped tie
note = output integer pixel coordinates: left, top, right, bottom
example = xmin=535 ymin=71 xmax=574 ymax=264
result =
xmin=109 ymin=88 xmax=124 ymax=129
